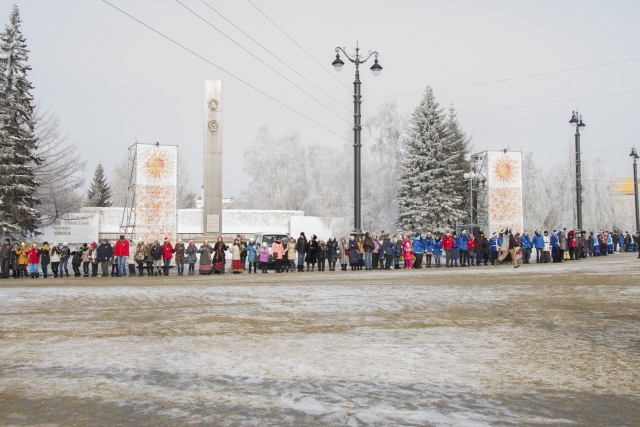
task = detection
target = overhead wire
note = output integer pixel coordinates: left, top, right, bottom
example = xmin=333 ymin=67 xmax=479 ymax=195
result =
xmin=245 ymin=0 xmax=352 ymax=93
xmin=199 ymin=0 xmax=350 ymax=113
xmin=367 ymin=57 xmax=640 ymax=101
xmin=174 ymin=0 xmax=350 ymax=125
xmin=457 ymin=89 xmax=640 ymax=115
xmin=100 ymin=0 xmax=350 ymax=142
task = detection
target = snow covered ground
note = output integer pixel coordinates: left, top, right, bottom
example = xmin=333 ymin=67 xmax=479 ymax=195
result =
xmin=1 ymin=255 xmax=639 ymax=426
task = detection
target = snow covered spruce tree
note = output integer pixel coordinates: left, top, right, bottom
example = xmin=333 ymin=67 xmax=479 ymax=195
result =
xmin=0 ymin=5 xmax=41 ymax=236
xmin=446 ymin=104 xmax=471 ymax=213
xmin=397 ymin=86 xmax=465 ymax=232
xmin=86 ymin=163 xmax=113 ymax=207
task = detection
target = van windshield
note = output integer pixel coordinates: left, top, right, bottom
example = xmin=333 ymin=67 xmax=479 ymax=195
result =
xmin=260 ymin=235 xmax=288 ymax=245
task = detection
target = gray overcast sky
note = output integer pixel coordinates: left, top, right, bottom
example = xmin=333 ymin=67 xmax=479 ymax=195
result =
xmin=2 ymin=0 xmax=639 ymax=196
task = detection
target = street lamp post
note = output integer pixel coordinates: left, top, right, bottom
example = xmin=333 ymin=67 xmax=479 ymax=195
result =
xmin=630 ymin=147 xmax=640 ymax=232
xmin=332 ymin=43 xmax=382 ymax=234
xmin=464 ymin=162 xmax=486 ymax=234
xmin=569 ymin=111 xmax=586 ymax=230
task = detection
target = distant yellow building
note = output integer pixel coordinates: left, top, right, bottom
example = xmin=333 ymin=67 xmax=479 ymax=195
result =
xmin=611 ymin=178 xmax=635 ymax=196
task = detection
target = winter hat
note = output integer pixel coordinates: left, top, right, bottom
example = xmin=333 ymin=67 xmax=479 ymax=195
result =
xmin=91 ymin=242 xmax=97 ymax=247
xmin=178 ymin=239 xmax=183 ymax=243
xmin=427 ymin=232 xmax=432 ymax=236
xmin=164 ymin=237 xmax=169 ymax=241
xmin=63 ymin=242 xmax=68 ymax=246
xmin=415 ymin=233 xmax=421 ymax=238
xmin=138 ymin=238 xmax=143 ymax=243
xmin=492 ymin=232 xmax=497 ymax=236
xmin=249 ymin=238 xmax=254 ymax=242
xmin=523 ymin=231 xmax=528 ymax=235
xmin=53 ymin=242 xmax=58 ymax=247
xmin=535 ymin=229 xmax=540 ymax=234
xmin=262 ymin=242 xmax=267 ymax=247
xmin=189 ymin=240 xmax=194 ymax=244
xmin=445 ymin=231 xmax=451 ymax=235
xmin=461 ymin=228 xmax=467 ymax=234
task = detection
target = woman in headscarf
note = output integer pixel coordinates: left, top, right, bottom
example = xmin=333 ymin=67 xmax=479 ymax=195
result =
xmin=231 ymin=238 xmax=244 ymax=274
xmin=338 ymin=237 xmax=349 ymax=271
xmin=185 ymin=240 xmax=198 ymax=275
xmin=134 ymin=239 xmax=147 ymax=277
xmin=305 ymin=235 xmax=318 ymax=272
xmin=348 ymin=236 xmax=359 ymax=271
xmin=317 ymin=239 xmax=327 ymax=272
xmin=198 ymin=239 xmax=213 ymax=275
xmin=174 ymin=239 xmax=186 ymax=276
xmin=212 ymin=237 xmax=229 ymax=274
xmin=326 ymin=237 xmax=338 ymax=271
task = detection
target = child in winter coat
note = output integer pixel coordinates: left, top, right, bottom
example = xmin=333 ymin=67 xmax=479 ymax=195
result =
xmin=403 ymin=241 xmax=413 ymax=269
xmin=258 ymin=243 xmax=269 ymax=273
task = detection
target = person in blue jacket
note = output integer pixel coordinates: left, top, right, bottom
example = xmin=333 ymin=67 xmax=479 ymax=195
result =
xmin=519 ymin=230 xmax=532 ymax=264
xmin=423 ymin=232 xmax=435 ymax=268
xmin=412 ymin=233 xmax=424 ymax=269
xmin=489 ymin=232 xmax=500 ymax=265
xmin=531 ymin=230 xmax=544 ymax=263
xmin=550 ymin=230 xmax=560 ymax=262
xmin=432 ymin=234 xmax=443 ymax=267
xmin=380 ymin=236 xmax=395 ymax=270
xmin=459 ymin=228 xmax=469 ymax=267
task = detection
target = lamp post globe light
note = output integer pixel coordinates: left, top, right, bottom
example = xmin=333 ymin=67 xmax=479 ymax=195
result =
xmin=630 ymin=147 xmax=640 ymax=233
xmin=332 ymin=43 xmax=382 ymax=235
xmin=569 ymin=110 xmax=586 ymax=231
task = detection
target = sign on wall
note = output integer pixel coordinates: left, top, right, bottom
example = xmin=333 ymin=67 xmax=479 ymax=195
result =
xmin=37 ymin=213 xmax=99 ymax=244
xmin=487 ymin=151 xmax=524 ymax=234
xmin=135 ymin=143 xmax=178 ymax=242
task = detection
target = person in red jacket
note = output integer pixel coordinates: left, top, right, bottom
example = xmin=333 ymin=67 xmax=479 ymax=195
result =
xmin=441 ymin=231 xmax=455 ymax=267
xmin=27 ymin=242 xmax=41 ymax=278
xmin=113 ymin=235 xmax=130 ymax=277
xmin=162 ymin=237 xmax=174 ymax=276
xmin=467 ymin=237 xmax=479 ymax=266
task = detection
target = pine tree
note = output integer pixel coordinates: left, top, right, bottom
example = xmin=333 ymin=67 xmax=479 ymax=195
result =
xmin=0 ymin=5 xmax=41 ymax=236
xmin=446 ymin=104 xmax=471 ymax=215
xmin=396 ymin=86 xmax=465 ymax=232
xmin=86 ymin=163 xmax=113 ymax=207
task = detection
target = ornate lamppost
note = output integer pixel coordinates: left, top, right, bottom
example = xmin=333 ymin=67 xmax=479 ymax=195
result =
xmin=569 ymin=111 xmax=586 ymax=230
xmin=630 ymin=147 xmax=640 ymax=233
xmin=332 ymin=43 xmax=382 ymax=234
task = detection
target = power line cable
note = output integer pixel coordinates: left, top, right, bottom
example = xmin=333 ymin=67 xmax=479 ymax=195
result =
xmin=199 ymin=0 xmax=350 ymax=113
xmin=457 ymin=89 xmax=640 ymax=115
xmin=100 ymin=0 xmax=350 ymax=142
xmin=174 ymin=0 xmax=350 ymax=125
xmin=246 ymin=0 xmax=352 ymax=93
xmin=368 ymin=57 xmax=640 ymax=101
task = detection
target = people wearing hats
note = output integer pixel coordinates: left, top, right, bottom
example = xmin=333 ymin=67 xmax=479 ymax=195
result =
xmin=89 ymin=242 xmax=100 ymax=277
xmin=113 ymin=234 xmax=130 ymax=277
xmin=134 ymin=239 xmax=147 ymax=277
xmin=423 ymin=232 xmax=434 ymax=268
xmin=520 ymin=231 xmax=532 ymax=264
xmin=50 ymin=243 xmax=61 ymax=278
xmin=80 ymin=242 xmax=91 ymax=277
xmin=59 ymin=243 xmax=71 ymax=278
xmin=95 ymin=239 xmax=111 ymax=277
xmin=531 ymin=230 xmax=543 ymax=263
xmin=40 ymin=242 xmax=51 ymax=278
xmin=295 ymin=232 xmax=307 ymax=272
xmin=412 ymin=233 xmax=424 ymax=269
xmin=497 ymin=228 xmax=519 ymax=268
xmin=161 ymin=238 xmax=174 ymax=276
xmin=174 ymin=239 xmax=185 ymax=276
xmin=459 ymin=229 xmax=469 ymax=267
xmin=441 ymin=231 xmax=455 ymax=267
xmin=246 ymin=238 xmax=259 ymax=274
xmin=258 ymin=242 xmax=269 ymax=273
xmin=558 ymin=228 xmax=567 ymax=261
xmin=489 ymin=232 xmax=500 ymax=265
xmin=27 ymin=242 xmax=41 ymax=278
xmin=185 ymin=240 xmax=198 ymax=275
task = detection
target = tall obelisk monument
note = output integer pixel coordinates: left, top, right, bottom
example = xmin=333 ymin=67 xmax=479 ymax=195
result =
xmin=203 ymin=80 xmax=223 ymax=235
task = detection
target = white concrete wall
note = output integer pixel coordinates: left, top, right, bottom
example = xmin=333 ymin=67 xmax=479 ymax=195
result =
xmin=79 ymin=207 xmax=304 ymax=236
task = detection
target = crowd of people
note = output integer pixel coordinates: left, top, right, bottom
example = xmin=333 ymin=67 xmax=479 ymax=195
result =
xmin=1 ymin=228 xmax=638 ymax=279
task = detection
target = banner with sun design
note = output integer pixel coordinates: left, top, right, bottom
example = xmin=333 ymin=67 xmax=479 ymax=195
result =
xmin=487 ymin=151 xmax=523 ymax=234
xmin=135 ymin=144 xmax=178 ymax=243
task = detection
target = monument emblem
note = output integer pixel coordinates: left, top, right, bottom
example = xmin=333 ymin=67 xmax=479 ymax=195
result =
xmin=207 ymin=98 xmax=219 ymax=110
xmin=208 ymin=119 xmax=219 ymax=132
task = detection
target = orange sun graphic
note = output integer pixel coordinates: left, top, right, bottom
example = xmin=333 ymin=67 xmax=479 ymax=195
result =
xmin=141 ymin=148 xmax=174 ymax=182
xmin=491 ymin=153 xmax=520 ymax=185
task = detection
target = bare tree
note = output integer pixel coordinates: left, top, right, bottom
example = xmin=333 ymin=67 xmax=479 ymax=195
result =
xmin=33 ymin=104 xmax=86 ymax=226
